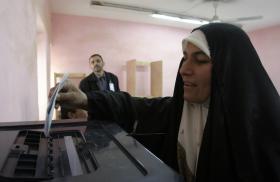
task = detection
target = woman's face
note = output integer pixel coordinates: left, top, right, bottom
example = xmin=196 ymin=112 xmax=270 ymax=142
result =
xmin=179 ymin=42 xmax=212 ymax=103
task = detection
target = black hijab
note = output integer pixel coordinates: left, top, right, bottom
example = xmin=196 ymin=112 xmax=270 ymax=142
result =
xmin=176 ymin=23 xmax=280 ymax=181
xmin=87 ymin=23 xmax=280 ymax=181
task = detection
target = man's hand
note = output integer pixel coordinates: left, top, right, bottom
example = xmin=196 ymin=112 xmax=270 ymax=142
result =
xmin=49 ymin=80 xmax=88 ymax=110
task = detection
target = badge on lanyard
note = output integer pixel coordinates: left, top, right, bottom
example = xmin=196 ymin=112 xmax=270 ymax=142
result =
xmin=109 ymin=81 xmax=115 ymax=92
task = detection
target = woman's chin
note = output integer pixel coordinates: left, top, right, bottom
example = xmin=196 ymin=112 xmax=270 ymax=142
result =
xmin=183 ymin=94 xmax=207 ymax=104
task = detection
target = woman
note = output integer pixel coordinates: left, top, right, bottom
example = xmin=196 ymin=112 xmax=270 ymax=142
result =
xmin=55 ymin=23 xmax=280 ymax=181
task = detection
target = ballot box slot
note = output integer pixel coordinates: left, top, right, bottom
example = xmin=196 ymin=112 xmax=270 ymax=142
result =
xmin=100 ymin=123 xmax=148 ymax=176
xmin=75 ymin=130 xmax=99 ymax=171
xmin=54 ymin=131 xmax=99 ymax=175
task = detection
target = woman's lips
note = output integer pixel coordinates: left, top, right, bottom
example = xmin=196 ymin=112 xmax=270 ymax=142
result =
xmin=184 ymin=81 xmax=196 ymax=87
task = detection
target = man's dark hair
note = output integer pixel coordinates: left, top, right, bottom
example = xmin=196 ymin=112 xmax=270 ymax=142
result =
xmin=89 ymin=54 xmax=103 ymax=62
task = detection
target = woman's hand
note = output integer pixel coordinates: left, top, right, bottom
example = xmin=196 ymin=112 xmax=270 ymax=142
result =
xmin=49 ymin=80 xmax=88 ymax=110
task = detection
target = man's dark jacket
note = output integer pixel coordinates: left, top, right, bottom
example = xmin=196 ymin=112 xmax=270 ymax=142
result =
xmin=79 ymin=71 xmax=120 ymax=92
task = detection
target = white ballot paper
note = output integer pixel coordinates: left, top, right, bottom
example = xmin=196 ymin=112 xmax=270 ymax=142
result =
xmin=44 ymin=73 xmax=69 ymax=137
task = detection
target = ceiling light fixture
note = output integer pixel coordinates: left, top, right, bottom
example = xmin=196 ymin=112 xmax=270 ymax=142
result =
xmin=151 ymin=14 xmax=209 ymax=25
xmin=90 ymin=0 xmax=209 ymax=25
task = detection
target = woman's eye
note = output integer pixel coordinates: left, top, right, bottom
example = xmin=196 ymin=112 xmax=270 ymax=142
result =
xmin=197 ymin=59 xmax=210 ymax=63
xmin=196 ymin=59 xmax=211 ymax=64
xmin=194 ymin=55 xmax=210 ymax=64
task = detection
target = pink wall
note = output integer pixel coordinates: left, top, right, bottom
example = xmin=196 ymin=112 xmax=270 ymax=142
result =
xmin=249 ymin=25 xmax=280 ymax=93
xmin=0 ymin=0 xmax=38 ymax=122
xmin=51 ymin=14 xmax=190 ymax=96
xmin=51 ymin=14 xmax=280 ymax=97
xmin=35 ymin=0 xmax=52 ymax=120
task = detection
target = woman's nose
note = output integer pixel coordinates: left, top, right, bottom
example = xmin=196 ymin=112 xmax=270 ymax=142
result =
xmin=180 ymin=60 xmax=193 ymax=76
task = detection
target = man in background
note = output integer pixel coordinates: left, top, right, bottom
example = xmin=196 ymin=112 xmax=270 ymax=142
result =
xmin=79 ymin=54 xmax=120 ymax=92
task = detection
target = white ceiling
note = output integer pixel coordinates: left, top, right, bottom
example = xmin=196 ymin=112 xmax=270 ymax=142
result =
xmin=50 ymin=0 xmax=280 ymax=31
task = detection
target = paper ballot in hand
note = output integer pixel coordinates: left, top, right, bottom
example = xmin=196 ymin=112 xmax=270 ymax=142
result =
xmin=44 ymin=73 xmax=69 ymax=137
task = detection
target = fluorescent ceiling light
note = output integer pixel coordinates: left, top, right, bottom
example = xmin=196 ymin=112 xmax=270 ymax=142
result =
xmin=90 ymin=1 xmax=209 ymax=25
xmin=151 ymin=14 xmax=209 ymax=25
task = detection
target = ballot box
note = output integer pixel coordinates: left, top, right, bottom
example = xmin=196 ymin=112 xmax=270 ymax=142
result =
xmin=0 ymin=120 xmax=183 ymax=182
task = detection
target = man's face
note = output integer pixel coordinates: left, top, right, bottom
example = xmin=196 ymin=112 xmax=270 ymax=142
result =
xmin=89 ymin=56 xmax=104 ymax=73
xmin=179 ymin=42 xmax=212 ymax=103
